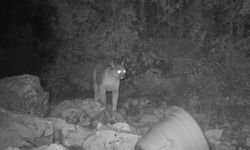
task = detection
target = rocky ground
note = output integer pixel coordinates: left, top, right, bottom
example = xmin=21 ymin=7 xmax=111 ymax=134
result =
xmin=0 ymin=74 xmax=250 ymax=150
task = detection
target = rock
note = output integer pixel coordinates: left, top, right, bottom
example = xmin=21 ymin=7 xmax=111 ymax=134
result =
xmin=214 ymin=143 xmax=236 ymax=150
xmin=0 ymin=109 xmax=53 ymax=150
xmin=49 ymin=99 xmax=95 ymax=126
xmin=94 ymin=109 xmax=126 ymax=125
xmin=50 ymin=98 xmax=127 ymax=128
xmin=32 ymin=143 xmax=67 ymax=150
xmin=80 ymin=98 xmax=105 ymax=119
xmin=0 ymin=74 xmax=49 ymax=117
xmin=0 ymin=109 xmax=94 ymax=149
xmin=5 ymin=148 xmax=20 ymax=150
xmin=246 ymin=137 xmax=250 ymax=147
xmin=112 ymin=122 xmax=137 ymax=132
xmin=83 ymin=126 xmax=140 ymax=150
xmin=205 ymin=129 xmax=224 ymax=145
xmin=125 ymin=101 xmax=167 ymax=134
xmin=96 ymin=122 xmax=138 ymax=134
xmin=5 ymin=144 xmax=67 ymax=150
xmin=51 ymin=118 xmax=94 ymax=147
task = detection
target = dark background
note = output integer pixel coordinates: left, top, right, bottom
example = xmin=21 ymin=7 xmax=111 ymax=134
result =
xmin=0 ymin=0 xmax=54 ymax=78
xmin=0 ymin=0 xmax=250 ymax=112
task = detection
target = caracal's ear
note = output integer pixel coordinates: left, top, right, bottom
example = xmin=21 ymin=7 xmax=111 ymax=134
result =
xmin=121 ymin=59 xmax=125 ymax=66
xmin=110 ymin=61 xmax=115 ymax=68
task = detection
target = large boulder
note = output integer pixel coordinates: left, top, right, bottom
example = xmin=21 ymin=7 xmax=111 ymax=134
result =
xmin=0 ymin=74 xmax=49 ymax=116
xmin=49 ymin=98 xmax=126 ymax=127
xmin=0 ymin=108 xmax=52 ymax=149
xmin=83 ymin=122 xmax=140 ymax=150
xmin=0 ymin=109 xmax=94 ymax=150
xmin=49 ymin=98 xmax=105 ymax=126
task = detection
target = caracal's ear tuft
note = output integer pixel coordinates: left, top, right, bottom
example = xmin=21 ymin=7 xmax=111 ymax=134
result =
xmin=121 ymin=59 xmax=125 ymax=66
xmin=110 ymin=61 xmax=115 ymax=68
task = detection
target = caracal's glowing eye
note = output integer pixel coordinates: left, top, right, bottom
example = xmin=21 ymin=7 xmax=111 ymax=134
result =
xmin=117 ymin=70 xmax=121 ymax=74
xmin=123 ymin=70 xmax=126 ymax=73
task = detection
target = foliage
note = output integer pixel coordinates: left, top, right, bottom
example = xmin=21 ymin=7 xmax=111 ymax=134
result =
xmin=42 ymin=0 xmax=139 ymax=98
xmin=40 ymin=0 xmax=250 ymax=121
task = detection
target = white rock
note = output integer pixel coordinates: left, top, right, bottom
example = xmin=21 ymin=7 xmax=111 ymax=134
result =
xmin=84 ymin=129 xmax=140 ymax=150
